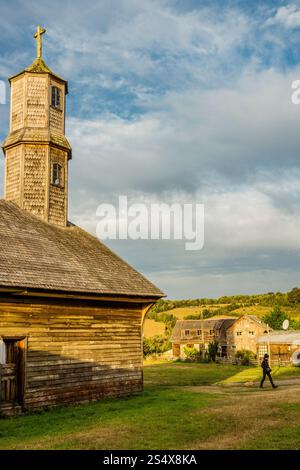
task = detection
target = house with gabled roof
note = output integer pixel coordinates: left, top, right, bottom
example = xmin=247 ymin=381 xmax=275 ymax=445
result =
xmin=170 ymin=317 xmax=236 ymax=359
xmin=225 ymin=315 xmax=271 ymax=359
xmin=170 ymin=314 xmax=271 ymax=360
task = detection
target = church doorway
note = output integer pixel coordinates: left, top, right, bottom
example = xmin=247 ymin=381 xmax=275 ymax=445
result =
xmin=0 ymin=337 xmax=26 ymax=407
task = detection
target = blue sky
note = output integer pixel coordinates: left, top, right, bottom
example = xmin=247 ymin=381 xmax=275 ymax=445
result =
xmin=1 ymin=0 xmax=300 ymax=298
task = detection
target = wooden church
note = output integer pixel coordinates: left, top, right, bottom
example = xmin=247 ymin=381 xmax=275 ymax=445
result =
xmin=0 ymin=27 xmax=163 ymax=417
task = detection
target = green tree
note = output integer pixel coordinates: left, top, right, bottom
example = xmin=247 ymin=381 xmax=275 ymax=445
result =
xmin=143 ymin=335 xmax=171 ymax=357
xmin=288 ymin=287 xmax=300 ymax=305
xmin=183 ymin=346 xmax=201 ymax=362
xmin=235 ymin=349 xmax=255 ymax=365
xmin=262 ymin=305 xmax=291 ymax=330
xmin=207 ymin=341 xmax=219 ymax=362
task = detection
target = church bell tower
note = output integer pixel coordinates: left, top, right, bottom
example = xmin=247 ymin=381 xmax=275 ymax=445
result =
xmin=2 ymin=26 xmax=72 ymax=227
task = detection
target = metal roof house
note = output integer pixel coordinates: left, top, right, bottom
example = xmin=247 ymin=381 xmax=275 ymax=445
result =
xmin=257 ymin=331 xmax=300 ymax=366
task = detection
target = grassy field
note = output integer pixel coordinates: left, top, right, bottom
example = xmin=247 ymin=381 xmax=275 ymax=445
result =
xmin=143 ymin=319 xmax=165 ymax=338
xmin=220 ymin=364 xmax=300 ymax=383
xmin=144 ymin=302 xmax=300 ymax=338
xmin=233 ymin=305 xmax=271 ymax=317
xmin=159 ymin=303 xmax=300 ymax=322
xmin=233 ymin=304 xmax=300 ymax=320
xmin=0 ymin=362 xmax=300 ymax=450
xmin=162 ymin=305 xmax=231 ymax=320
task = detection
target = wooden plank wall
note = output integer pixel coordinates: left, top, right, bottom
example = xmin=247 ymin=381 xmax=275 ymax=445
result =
xmin=0 ymin=298 xmax=144 ymax=410
xmin=270 ymin=343 xmax=293 ymax=366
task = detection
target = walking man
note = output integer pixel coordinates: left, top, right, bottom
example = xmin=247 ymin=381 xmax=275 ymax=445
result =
xmin=260 ymin=353 xmax=277 ymax=389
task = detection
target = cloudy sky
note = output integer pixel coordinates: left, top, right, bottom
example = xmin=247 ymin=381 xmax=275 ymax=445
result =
xmin=1 ymin=0 xmax=300 ymax=299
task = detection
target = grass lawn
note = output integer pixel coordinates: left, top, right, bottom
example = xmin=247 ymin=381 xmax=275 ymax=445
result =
xmin=0 ymin=362 xmax=300 ymax=450
xmin=220 ymin=364 xmax=300 ymax=384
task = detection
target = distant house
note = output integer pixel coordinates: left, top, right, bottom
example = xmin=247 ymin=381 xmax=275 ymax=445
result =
xmin=226 ymin=315 xmax=271 ymax=360
xmin=170 ymin=315 xmax=271 ymax=360
xmin=257 ymin=331 xmax=300 ymax=366
xmin=170 ymin=318 xmax=236 ymax=359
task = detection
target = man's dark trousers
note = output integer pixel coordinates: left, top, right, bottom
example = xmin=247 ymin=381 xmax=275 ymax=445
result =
xmin=260 ymin=370 xmax=275 ymax=388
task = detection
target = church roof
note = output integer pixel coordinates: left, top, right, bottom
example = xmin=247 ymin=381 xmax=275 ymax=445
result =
xmin=0 ymin=200 xmax=164 ymax=299
xmin=25 ymin=57 xmax=54 ymax=74
xmin=2 ymin=128 xmax=72 ymax=154
xmin=9 ymin=57 xmax=68 ymax=93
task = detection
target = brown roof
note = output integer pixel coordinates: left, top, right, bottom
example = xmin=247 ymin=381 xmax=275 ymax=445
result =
xmin=2 ymin=128 xmax=72 ymax=155
xmin=170 ymin=317 xmax=236 ymax=342
xmin=0 ymin=200 xmax=164 ymax=299
xmin=226 ymin=314 xmax=269 ymax=330
xmin=9 ymin=57 xmax=68 ymax=93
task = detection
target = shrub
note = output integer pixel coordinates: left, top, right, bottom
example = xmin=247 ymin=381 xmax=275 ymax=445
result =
xmin=143 ymin=335 xmax=171 ymax=357
xmin=183 ymin=346 xmax=201 ymax=362
xmin=235 ymin=349 xmax=255 ymax=365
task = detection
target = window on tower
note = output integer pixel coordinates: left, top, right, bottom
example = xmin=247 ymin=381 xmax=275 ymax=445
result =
xmin=52 ymin=163 xmax=62 ymax=187
xmin=51 ymin=86 xmax=61 ymax=108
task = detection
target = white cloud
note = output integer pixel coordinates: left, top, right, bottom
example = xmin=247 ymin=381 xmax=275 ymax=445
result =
xmin=266 ymin=4 xmax=300 ymax=29
xmin=67 ymin=66 xmax=300 ymax=197
xmin=65 ymin=62 xmax=300 ymax=298
xmin=2 ymin=0 xmax=300 ymax=297
xmin=38 ymin=0 xmax=252 ymax=101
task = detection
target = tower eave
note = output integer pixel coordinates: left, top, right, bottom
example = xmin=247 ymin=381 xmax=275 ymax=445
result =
xmin=9 ymin=59 xmax=68 ymax=94
xmin=2 ymin=131 xmax=72 ymax=160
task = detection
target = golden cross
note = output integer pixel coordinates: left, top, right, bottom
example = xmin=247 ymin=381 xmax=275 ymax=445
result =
xmin=33 ymin=25 xmax=46 ymax=59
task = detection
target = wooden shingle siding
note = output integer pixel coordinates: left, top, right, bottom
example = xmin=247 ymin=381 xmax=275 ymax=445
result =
xmin=11 ymin=77 xmax=24 ymax=132
xmin=49 ymin=79 xmax=64 ymax=134
xmin=5 ymin=146 xmax=21 ymax=204
xmin=3 ymin=68 xmax=71 ymax=228
xmin=23 ymin=145 xmax=47 ymax=218
xmin=0 ymin=298 xmax=144 ymax=410
xmin=26 ymin=76 xmax=47 ymax=128
xmin=49 ymin=147 xmax=68 ymax=226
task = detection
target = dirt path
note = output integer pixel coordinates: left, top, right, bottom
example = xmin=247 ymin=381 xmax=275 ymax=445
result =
xmin=185 ymin=381 xmax=300 ymax=449
xmin=221 ymin=378 xmax=300 ymax=388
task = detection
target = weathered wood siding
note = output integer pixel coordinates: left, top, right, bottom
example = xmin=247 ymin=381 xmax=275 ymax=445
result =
xmin=11 ymin=77 xmax=24 ymax=132
xmin=49 ymin=147 xmax=68 ymax=226
xmin=26 ymin=75 xmax=47 ymax=128
xmin=257 ymin=343 xmax=298 ymax=366
xmin=49 ymin=79 xmax=65 ymax=134
xmin=5 ymin=146 xmax=21 ymax=204
xmin=0 ymin=298 xmax=144 ymax=410
xmin=23 ymin=144 xmax=47 ymax=218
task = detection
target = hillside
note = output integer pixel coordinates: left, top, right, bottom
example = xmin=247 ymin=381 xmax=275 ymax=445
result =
xmin=144 ymin=288 xmax=300 ymax=338
xmin=143 ymin=319 xmax=165 ymax=338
